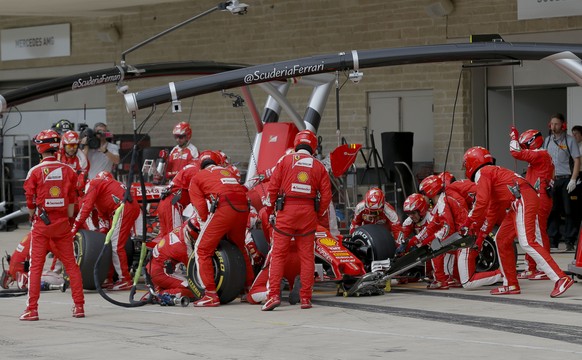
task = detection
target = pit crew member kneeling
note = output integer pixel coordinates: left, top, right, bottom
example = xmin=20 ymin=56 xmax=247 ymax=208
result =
xmin=148 ymin=219 xmax=199 ymax=301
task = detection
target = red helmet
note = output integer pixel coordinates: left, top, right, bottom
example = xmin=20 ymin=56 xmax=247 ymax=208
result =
xmin=228 ymin=164 xmax=241 ymax=181
xmin=33 ymin=129 xmax=60 ymax=154
xmin=95 ymin=171 xmax=114 ymax=181
xmin=294 ymin=130 xmax=318 ymax=154
xmin=364 ymin=187 xmax=385 ymax=210
xmin=199 ymin=150 xmax=222 ymax=168
xmin=419 ymin=175 xmax=443 ymax=198
xmin=61 ymin=130 xmax=80 ymax=145
xmin=218 ymin=150 xmax=229 ymax=165
xmin=173 ymin=122 xmax=192 ymax=140
xmin=403 ymin=193 xmax=429 ymax=217
xmin=463 ymin=146 xmax=494 ymax=180
xmin=518 ymin=129 xmax=543 ymax=150
xmin=184 ymin=216 xmax=200 ymax=242
xmin=439 ymin=171 xmax=456 ymax=186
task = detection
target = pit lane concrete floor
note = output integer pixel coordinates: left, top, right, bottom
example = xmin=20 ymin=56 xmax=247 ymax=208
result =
xmin=1 ymin=226 xmax=582 ymax=360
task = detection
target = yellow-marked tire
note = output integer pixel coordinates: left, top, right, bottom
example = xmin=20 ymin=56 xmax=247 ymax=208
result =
xmin=186 ymin=239 xmax=246 ymax=304
xmin=74 ymin=230 xmax=111 ymax=290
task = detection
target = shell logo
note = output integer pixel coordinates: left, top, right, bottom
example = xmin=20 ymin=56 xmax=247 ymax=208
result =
xmin=220 ymin=170 xmax=231 ymax=176
xmin=49 ymin=186 xmax=61 ymax=197
xmin=319 ymin=238 xmax=337 ymax=247
xmin=158 ymin=239 xmax=165 ymax=249
xmin=297 ymin=171 xmax=309 ymax=183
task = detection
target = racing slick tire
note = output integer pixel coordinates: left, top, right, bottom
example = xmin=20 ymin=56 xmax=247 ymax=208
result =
xmin=249 ymin=229 xmax=270 ymax=257
xmin=350 ymin=224 xmax=397 ymax=272
xmin=186 ymin=239 xmax=246 ymax=304
xmin=74 ymin=230 xmax=111 ymax=290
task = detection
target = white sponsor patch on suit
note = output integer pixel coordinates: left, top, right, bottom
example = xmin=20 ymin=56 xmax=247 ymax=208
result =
xmin=45 ymin=168 xmax=63 ymax=181
xmin=45 ymin=198 xmax=64 ymax=207
xmin=291 ymin=183 xmax=312 ymax=194
xmin=169 ymin=232 xmax=180 ymax=245
xmin=16 ymin=243 xmax=24 ymax=252
xmin=220 ymin=177 xmax=239 ymax=185
xmin=293 ymin=157 xmax=313 ymax=168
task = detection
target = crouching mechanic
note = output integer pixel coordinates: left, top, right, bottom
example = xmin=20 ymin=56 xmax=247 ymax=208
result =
xmin=72 ymin=171 xmax=141 ymax=291
xmin=408 ymin=175 xmax=467 ymax=289
xmin=189 ymin=150 xmax=254 ymax=307
xmin=350 ymin=187 xmax=401 ymax=241
xmin=20 ymin=129 xmax=85 ymax=321
xmin=461 ymin=146 xmax=573 ymax=297
xmin=262 ymin=130 xmax=332 ymax=311
xmin=148 ymin=219 xmax=199 ymax=300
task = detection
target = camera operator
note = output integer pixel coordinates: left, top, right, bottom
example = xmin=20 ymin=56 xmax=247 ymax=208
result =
xmin=82 ymin=122 xmax=120 ymax=179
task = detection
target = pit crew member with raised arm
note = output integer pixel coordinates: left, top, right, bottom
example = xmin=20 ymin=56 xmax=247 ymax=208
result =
xmin=461 ymin=146 xmax=573 ymax=297
xmin=510 ymin=127 xmax=555 ymax=280
xmin=188 ymin=150 xmax=253 ymax=307
xmin=72 ymin=170 xmax=140 ymax=291
xmin=261 ymin=130 xmax=332 ymax=311
xmin=20 ymin=129 xmax=85 ymax=321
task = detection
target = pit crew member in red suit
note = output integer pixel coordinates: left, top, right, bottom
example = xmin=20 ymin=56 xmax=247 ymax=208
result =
xmin=262 ymin=130 xmax=332 ymax=311
xmin=407 ymin=175 xmax=467 ymax=290
xmin=149 ymin=219 xmax=198 ymax=299
xmin=157 ymin=159 xmax=201 ymax=236
xmin=1 ymin=233 xmax=64 ymax=290
xmin=461 ymin=146 xmax=573 ymax=297
xmin=165 ymin=122 xmax=199 ymax=181
xmin=72 ymin=171 xmax=141 ymax=291
xmin=350 ymin=187 xmax=401 ymax=241
xmin=189 ymin=150 xmax=253 ymax=307
xmin=20 ymin=129 xmax=85 ymax=321
xmin=398 ymin=193 xmax=431 ymax=245
xmin=438 ymin=173 xmax=504 ymax=288
xmin=247 ymin=206 xmax=301 ymax=305
xmin=510 ymin=127 xmax=555 ymax=280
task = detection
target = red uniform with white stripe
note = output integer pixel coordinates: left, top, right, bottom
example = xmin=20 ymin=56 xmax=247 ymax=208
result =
xmin=248 ymin=207 xmax=301 ymax=304
xmin=266 ymin=150 xmax=332 ymax=302
xmin=157 ymin=160 xmax=201 ymax=236
xmin=189 ymin=165 xmax=253 ymax=293
xmin=166 ymin=144 xmax=199 ymax=180
xmin=510 ymin=141 xmax=554 ymax=273
xmin=444 ymin=180 xmax=476 ymax=211
xmin=149 ymin=226 xmax=195 ymax=298
xmin=74 ymin=176 xmax=140 ymax=282
xmin=467 ymin=165 xmax=567 ymax=288
xmin=23 ymin=156 xmax=84 ymax=311
xmin=415 ymin=194 xmax=467 ymax=285
xmin=350 ymin=201 xmax=402 ymax=240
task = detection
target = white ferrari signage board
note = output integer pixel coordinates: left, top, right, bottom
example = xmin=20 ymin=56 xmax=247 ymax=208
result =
xmin=1 ymin=23 xmax=70 ymax=61
xmin=518 ymin=0 xmax=582 ymax=20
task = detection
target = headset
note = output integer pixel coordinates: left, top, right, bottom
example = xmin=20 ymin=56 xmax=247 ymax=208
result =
xmin=548 ymin=114 xmax=567 ymax=131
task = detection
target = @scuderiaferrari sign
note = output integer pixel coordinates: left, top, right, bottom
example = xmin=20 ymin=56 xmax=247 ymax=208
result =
xmin=1 ymin=23 xmax=70 ymax=61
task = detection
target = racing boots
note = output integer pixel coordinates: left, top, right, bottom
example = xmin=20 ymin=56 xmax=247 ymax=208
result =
xmin=528 ymin=271 xmax=549 ymax=281
xmin=111 ymin=280 xmax=132 ymax=291
xmin=490 ymin=285 xmax=521 ymax=295
xmin=300 ymin=298 xmax=312 ymax=309
xmin=72 ymin=305 xmax=85 ymax=318
xmin=426 ymin=281 xmax=449 ymax=290
xmin=20 ymin=308 xmax=39 ymax=321
xmin=550 ymin=276 xmax=574 ymax=298
xmin=261 ymin=295 xmax=281 ymax=311
xmin=193 ymin=291 xmax=220 ymax=307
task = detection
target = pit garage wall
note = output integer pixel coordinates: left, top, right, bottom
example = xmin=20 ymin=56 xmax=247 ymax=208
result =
xmin=2 ymin=1 xmax=582 ymax=179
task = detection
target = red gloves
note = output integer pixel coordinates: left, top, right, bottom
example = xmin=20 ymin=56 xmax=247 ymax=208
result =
xmin=459 ymin=218 xmax=477 ymax=237
xmin=474 ymin=231 xmax=486 ymax=251
xmin=510 ymin=126 xmax=519 ymax=141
